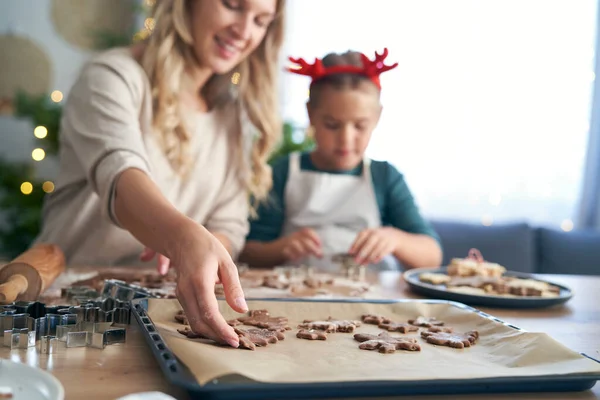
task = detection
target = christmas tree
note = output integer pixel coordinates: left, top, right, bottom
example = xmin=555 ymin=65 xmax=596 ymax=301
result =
xmin=0 ymin=3 xmax=155 ymax=259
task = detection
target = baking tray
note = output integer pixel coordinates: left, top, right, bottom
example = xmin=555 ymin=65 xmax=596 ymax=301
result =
xmin=403 ymin=267 xmax=573 ymax=309
xmin=132 ymin=297 xmax=599 ymax=400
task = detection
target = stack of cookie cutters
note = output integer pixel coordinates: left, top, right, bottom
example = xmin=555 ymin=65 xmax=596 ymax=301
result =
xmin=61 ymin=278 xmax=156 ymax=304
xmin=0 ymin=297 xmax=130 ymax=353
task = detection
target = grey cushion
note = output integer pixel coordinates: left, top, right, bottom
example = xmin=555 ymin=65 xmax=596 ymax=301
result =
xmin=430 ymin=220 xmax=537 ymax=273
xmin=536 ymin=227 xmax=600 ymax=275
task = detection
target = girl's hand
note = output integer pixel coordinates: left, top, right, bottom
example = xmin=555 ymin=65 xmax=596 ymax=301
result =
xmin=281 ymin=228 xmax=323 ymax=261
xmin=349 ymin=227 xmax=401 ymax=265
xmin=167 ymin=223 xmax=247 ymax=348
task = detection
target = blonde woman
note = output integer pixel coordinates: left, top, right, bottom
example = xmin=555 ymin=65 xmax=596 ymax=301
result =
xmin=34 ymin=0 xmax=285 ymax=348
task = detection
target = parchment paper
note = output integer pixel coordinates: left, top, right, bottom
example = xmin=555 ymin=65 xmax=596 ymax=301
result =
xmin=148 ymin=298 xmax=600 ymax=386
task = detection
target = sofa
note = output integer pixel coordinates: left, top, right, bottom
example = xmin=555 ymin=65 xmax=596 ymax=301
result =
xmin=431 ymin=220 xmax=600 ymax=276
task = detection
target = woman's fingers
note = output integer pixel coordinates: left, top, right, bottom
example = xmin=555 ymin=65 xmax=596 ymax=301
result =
xmin=139 ymin=247 xmax=156 ymax=262
xmin=176 ymin=282 xmax=220 ymax=342
xmin=218 ymin=257 xmax=248 ymax=313
xmin=157 ymin=254 xmax=170 ymax=275
xmin=193 ymin=276 xmax=240 ymax=348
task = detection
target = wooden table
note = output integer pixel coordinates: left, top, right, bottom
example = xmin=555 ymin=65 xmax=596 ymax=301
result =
xmin=1 ymin=270 xmax=599 ymax=400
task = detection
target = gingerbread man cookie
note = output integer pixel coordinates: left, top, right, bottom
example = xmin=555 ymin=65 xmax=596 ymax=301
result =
xmin=298 ymin=317 xmax=362 ymax=333
xmin=174 ymin=310 xmax=188 ymax=325
xmin=378 ymin=321 xmax=419 ymax=333
xmin=235 ymin=327 xmax=286 ymax=350
xmin=427 ymin=326 xmax=454 ymax=333
xmin=420 ymin=330 xmax=479 ymax=349
xmin=235 ymin=309 xmax=291 ymax=332
xmin=361 ymin=314 xmax=391 ymax=325
xmin=177 ymin=327 xmax=207 ymax=339
xmin=354 ymin=331 xmax=421 ymax=353
xmin=296 ymin=329 xmax=328 ymax=340
xmin=408 ymin=316 xmax=444 ymax=327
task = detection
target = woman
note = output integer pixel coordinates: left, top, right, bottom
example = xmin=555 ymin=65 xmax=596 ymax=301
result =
xmin=34 ymin=0 xmax=286 ymax=348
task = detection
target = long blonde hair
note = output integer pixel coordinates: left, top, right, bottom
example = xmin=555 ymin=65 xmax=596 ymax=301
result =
xmin=140 ymin=0 xmax=285 ymax=209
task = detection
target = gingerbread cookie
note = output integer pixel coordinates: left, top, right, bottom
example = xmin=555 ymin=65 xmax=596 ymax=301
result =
xmin=447 ymin=286 xmax=487 ymax=295
xmin=234 ymin=327 xmax=285 ymax=350
xmin=506 ymin=279 xmax=560 ymax=297
xmin=298 ymin=317 xmax=362 ymax=333
xmin=174 ymin=310 xmax=188 ymax=325
xmin=361 ymin=314 xmax=391 ymax=325
xmin=354 ymin=332 xmax=421 ymax=353
xmin=447 ymin=249 xmax=506 ymax=278
xmin=263 ymin=274 xmax=290 ymax=289
xmin=235 ymin=309 xmax=291 ymax=332
xmin=303 ymin=276 xmax=334 ymax=289
xmin=408 ymin=316 xmax=444 ymax=327
xmin=427 ymin=326 xmax=454 ymax=333
xmin=420 ymin=330 xmax=479 ymax=348
xmin=176 ymin=327 xmax=207 ymax=339
xmin=378 ymin=321 xmax=419 ymax=333
xmin=419 ymin=272 xmax=451 ymax=285
xmin=296 ymin=329 xmax=328 ymax=340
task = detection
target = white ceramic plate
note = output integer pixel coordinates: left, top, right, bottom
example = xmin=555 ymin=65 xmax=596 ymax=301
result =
xmin=0 ymin=359 xmax=64 ymax=400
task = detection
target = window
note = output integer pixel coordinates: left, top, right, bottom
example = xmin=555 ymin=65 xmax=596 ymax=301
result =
xmin=281 ymin=0 xmax=598 ymax=230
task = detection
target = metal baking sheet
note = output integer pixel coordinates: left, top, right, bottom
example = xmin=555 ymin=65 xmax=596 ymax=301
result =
xmin=403 ymin=267 xmax=573 ymax=308
xmin=132 ymin=298 xmax=598 ymax=400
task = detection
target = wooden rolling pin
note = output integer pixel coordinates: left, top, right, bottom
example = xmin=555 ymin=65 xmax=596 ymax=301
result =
xmin=0 ymin=243 xmax=65 ymax=303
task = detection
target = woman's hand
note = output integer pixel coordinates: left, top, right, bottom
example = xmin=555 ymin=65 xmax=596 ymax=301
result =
xmin=348 ymin=227 xmax=401 ymax=265
xmin=157 ymin=223 xmax=247 ymax=348
xmin=281 ymin=228 xmax=323 ymax=261
xmin=140 ymin=247 xmax=171 ymax=275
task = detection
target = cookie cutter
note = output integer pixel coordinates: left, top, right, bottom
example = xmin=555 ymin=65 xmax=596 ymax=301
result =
xmin=61 ymin=286 xmax=100 ymax=303
xmin=331 ymin=253 xmax=366 ymax=281
xmin=62 ymin=321 xmax=126 ymax=349
xmin=39 ymin=335 xmax=59 ymax=354
xmin=3 ymin=327 xmax=36 ymax=349
xmin=101 ymin=279 xmax=154 ymax=301
xmin=2 ymin=301 xmax=78 ymax=340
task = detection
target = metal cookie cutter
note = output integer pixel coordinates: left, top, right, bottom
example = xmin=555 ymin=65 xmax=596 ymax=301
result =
xmin=64 ymin=322 xmax=126 ymax=349
xmin=61 ymin=286 xmax=100 ymax=304
xmin=102 ymin=279 xmax=154 ymax=301
xmin=39 ymin=335 xmax=59 ymax=354
xmin=331 ymin=253 xmax=366 ymax=281
xmin=8 ymin=301 xmax=78 ymax=340
xmin=3 ymin=327 xmax=35 ymax=349
xmin=56 ymin=301 xmax=128 ymax=349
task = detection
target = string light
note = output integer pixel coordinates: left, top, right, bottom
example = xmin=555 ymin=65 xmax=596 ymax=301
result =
xmin=50 ymin=90 xmax=63 ymax=103
xmin=20 ymin=182 xmax=33 ymax=195
xmin=561 ymin=219 xmax=574 ymax=232
xmin=32 ymin=148 xmax=45 ymax=161
xmin=481 ymin=214 xmax=494 ymax=226
xmin=42 ymin=181 xmax=55 ymax=193
xmin=231 ymin=72 xmax=241 ymax=85
xmin=144 ymin=17 xmax=155 ymax=30
xmin=34 ymin=126 xmax=48 ymax=139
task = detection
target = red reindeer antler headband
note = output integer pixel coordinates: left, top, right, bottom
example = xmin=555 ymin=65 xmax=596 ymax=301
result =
xmin=286 ymin=48 xmax=398 ymax=90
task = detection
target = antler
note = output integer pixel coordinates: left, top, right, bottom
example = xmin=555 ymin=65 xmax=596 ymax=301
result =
xmin=287 ymin=57 xmax=325 ymax=78
xmin=361 ymin=48 xmax=399 ymax=76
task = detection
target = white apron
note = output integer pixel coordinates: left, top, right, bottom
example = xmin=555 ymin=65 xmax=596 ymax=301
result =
xmin=281 ymin=152 xmax=401 ymax=271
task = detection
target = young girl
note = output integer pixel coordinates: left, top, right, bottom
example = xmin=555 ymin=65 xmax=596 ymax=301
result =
xmin=34 ymin=0 xmax=286 ymax=348
xmin=240 ymin=49 xmax=442 ymax=271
